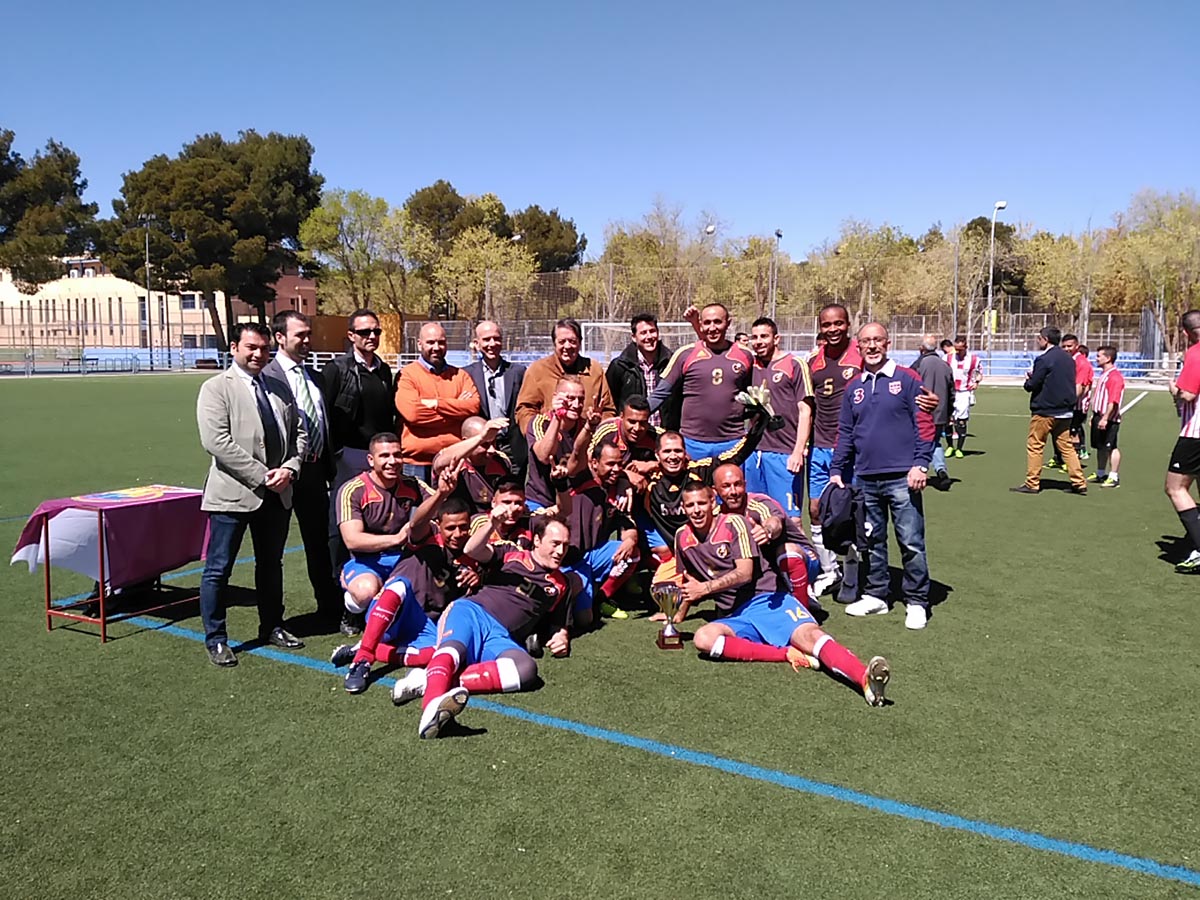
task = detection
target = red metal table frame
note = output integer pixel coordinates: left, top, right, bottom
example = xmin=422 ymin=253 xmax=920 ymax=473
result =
xmin=42 ymin=508 xmax=199 ymax=643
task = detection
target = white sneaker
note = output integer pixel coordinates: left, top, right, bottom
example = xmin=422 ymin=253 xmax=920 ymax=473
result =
xmin=391 ymin=668 xmax=428 ymax=705
xmin=863 ymin=655 xmax=890 ymax=707
xmin=904 ymin=604 xmax=928 ymax=630
xmin=417 ymin=687 xmax=469 ymax=739
xmin=845 ymin=595 xmax=889 ymax=617
xmin=812 ymin=568 xmax=841 ymax=595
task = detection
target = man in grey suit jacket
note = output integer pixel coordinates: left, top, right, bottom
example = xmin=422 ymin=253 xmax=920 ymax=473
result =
xmin=264 ymin=310 xmax=342 ymax=629
xmin=196 ymin=322 xmax=308 ymax=667
xmin=464 ymin=320 xmax=528 ymax=477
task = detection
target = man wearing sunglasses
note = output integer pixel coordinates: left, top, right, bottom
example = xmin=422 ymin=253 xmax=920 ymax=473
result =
xmin=322 ymin=308 xmax=397 ymax=634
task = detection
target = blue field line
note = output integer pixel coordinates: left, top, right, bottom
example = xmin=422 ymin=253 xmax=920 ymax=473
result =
xmin=113 ymin=614 xmax=1200 ymax=889
xmin=1 ymin=514 xmax=30 ymax=523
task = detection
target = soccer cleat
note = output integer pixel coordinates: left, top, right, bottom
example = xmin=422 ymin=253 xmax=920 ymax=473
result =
xmin=329 ymin=643 xmax=358 ymax=668
xmin=418 ymin=686 xmax=470 ymax=739
xmin=599 ymin=601 xmax=629 ymax=620
xmin=1176 ymin=550 xmax=1200 ymax=575
xmin=1079 ymin=451 xmax=1090 ymax=461
xmin=1101 ymin=477 xmax=1120 ymax=489
xmin=952 ymin=448 xmax=965 ymax=459
xmin=1043 ymin=459 xmax=1060 ymax=469
xmin=1086 ymin=472 xmax=1101 ymax=483
xmin=339 ymin=611 xmax=364 ymax=636
xmin=845 ymin=595 xmax=889 ymax=617
xmin=863 ymin=656 xmax=890 ymax=707
xmin=391 ymin=667 xmax=428 ymax=705
xmin=904 ymin=604 xmax=928 ymax=630
xmin=343 ymin=660 xmax=372 ymax=694
xmin=785 ymin=646 xmax=821 ymax=672
xmin=812 ymin=568 xmax=841 ymax=596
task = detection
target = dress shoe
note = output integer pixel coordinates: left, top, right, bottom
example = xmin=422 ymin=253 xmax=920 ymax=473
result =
xmin=1009 ymin=485 xmax=1041 ymax=494
xmin=1070 ymin=486 xmax=1088 ymax=495
xmin=263 ymin=627 xmax=304 ymax=649
xmin=340 ymin=611 xmax=364 ymax=636
xmin=207 ymin=642 xmax=238 ymax=667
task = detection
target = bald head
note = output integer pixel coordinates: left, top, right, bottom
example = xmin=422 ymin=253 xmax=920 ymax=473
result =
xmin=461 ymin=416 xmax=488 ymax=439
xmin=419 ymin=322 xmax=448 ymax=368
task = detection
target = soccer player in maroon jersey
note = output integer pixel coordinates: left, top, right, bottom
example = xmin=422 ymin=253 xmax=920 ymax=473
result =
xmin=649 ymin=303 xmax=755 ymax=460
xmin=711 ymin=463 xmax=821 ymax=611
xmin=468 ymin=477 xmax=534 ymax=554
xmin=674 ymin=484 xmax=889 ymax=706
xmin=430 ymin=415 xmax=514 ymax=515
xmin=415 ymin=515 xmax=581 ymax=738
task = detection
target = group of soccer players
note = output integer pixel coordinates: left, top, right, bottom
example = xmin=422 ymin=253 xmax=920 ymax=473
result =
xmin=328 ymin=303 xmax=907 ymax=739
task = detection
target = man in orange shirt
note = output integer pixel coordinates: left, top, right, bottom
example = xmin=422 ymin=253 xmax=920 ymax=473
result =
xmin=395 ymin=322 xmax=481 ymax=482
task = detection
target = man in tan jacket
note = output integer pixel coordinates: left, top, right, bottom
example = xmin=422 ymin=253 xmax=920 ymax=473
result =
xmin=196 ymin=323 xmax=307 ymax=667
xmin=514 ymin=318 xmax=615 ymax=434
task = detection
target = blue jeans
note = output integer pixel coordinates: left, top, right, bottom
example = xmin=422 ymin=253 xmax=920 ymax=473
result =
xmin=859 ymin=475 xmax=929 ymax=609
xmin=930 ymin=426 xmax=948 ymax=474
xmin=199 ymin=493 xmax=292 ymax=648
xmin=402 ymin=463 xmax=432 ymax=483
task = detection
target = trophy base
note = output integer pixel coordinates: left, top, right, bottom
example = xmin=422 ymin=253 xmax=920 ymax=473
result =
xmin=656 ymin=630 xmax=685 ymax=650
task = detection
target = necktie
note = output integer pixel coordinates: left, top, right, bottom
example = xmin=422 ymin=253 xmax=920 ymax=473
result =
xmin=291 ymin=366 xmax=324 ymax=458
xmin=254 ymin=376 xmax=285 ymax=465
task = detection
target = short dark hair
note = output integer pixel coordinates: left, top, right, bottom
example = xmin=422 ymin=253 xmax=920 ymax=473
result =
xmin=591 ymin=436 xmax=623 ymax=460
xmin=1077 ymin=344 xmax=1089 ymax=356
xmin=271 ymin=309 xmax=309 ymax=337
xmin=941 ymin=339 xmax=954 ymax=350
xmin=656 ymin=430 xmax=685 ymax=450
xmin=630 ymin=313 xmax=658 ymax=332
xmin=1040 ymin=326 xmax=1062 ymax=345
xmin=682 ymin=482 xmax=712 ymax=499
xmin=954 ymin=335 xmax=967 ymax=344
xmin=1182 ymin=310 xmax=1200 ymax=333
xmin=531 ymin=514 xmax=568 ymax=541
xmin=819 ymin=303 xmax=849 ymax=321
xmin=733 ymin=332 xmax=748 ymax=342
xmin=1097 ymin=344 xmax=1118 ymax=362
xmin=751 ymin=317 xmax=777 ymax=335
xmin=438 ymin=497 xmax=472 ymax=519
xmin=622 ymin=394 xmax=650 ymax=414
xmin=492 ymin=477 xmax=525 ymax=496
xmin=1062 ymin=333 xmax=1079 ymax=344
xmin=368 ymin=432 xmax=401 ymax=452
xmin=231 ymin=322 xmax=270 ymax=344
xmin=348 ymin=309 xmax=379 ymax=330
xmin=553 ymin=318 xmax=582 ymax=342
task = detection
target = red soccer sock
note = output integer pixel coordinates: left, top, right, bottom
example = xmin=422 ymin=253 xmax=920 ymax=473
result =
xmin=782 ymin=554 xmax=812 ymax=608
xmin=651 ymin=547 xmax=673 ymax=566
xmin=599 ymin=554 xmax=639 ymax=600
xmin=421 ymin=649 xmax=460 ymax=709
xmin=711 ymin=634 xmax=790 ymax=662
xmin=815 ymin=635 xmax=867 ymax=686
xmin=459 ymin=658 xmax=524 ymax=694
xmin=353 ymin=588 xmax=403 ymax=665
xmin=375 ymin=643 xmax=435 ymax=667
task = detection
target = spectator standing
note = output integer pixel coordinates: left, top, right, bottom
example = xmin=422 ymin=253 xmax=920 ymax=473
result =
xmin=264 ymin=311 xmax=342 ymax=626
xmin=464 ymin=320 xmax=528 ymax=477
xmin=830 ymin=323 xmax=936 ymax=630
xmin=1166 ymin=311 xmax=1200 ymax=573
xmin=395 ymin=321 xmax=481 ymax=483
xmin=1011 ymin=326 xmax=1087 ymax=495
xmin=195 ymin=323 xmax=307 ymax=666
xmin=605 ymin=313 xmax=679 ymax=430
xmin=514 ymin=318 xmax=614 ymax=435
xmin=914 ymin=335 xmax=955 ymax=488
xmin=1087 ymin=345 xmax=1125 ymax=488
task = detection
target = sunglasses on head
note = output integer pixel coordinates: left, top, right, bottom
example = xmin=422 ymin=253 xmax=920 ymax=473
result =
xmin=353 ymin=327 xmax=383 ymax=337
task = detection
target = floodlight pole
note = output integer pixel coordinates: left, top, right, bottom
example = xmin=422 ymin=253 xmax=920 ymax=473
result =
xmin=140 ymin=213 xmax=157 ymax=370
xmin=769 ymin=228 xmax=783 ymax=320
xmin=986 ymin=201 xmax=1007 ymax=366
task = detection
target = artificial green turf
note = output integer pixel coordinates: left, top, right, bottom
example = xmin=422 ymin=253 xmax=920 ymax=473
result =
xmin=1 ymin=375 xmax=1198 ymax=899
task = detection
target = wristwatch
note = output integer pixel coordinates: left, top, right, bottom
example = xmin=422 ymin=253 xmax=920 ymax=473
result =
xmin=917 ymin=466 xmax=929 ymax=473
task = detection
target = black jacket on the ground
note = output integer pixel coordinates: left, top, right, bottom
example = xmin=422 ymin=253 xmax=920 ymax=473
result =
xmin=321 ymin=351 xmax=395 ymax=452
xmin=1025 ymin=345 xmax=1076 ymax=417
xmin=606 ymin=341 xmax=680 ymax=431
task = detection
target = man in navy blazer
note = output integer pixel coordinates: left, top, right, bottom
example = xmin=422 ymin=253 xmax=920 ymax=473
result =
xmin=463 ymin=321 xmax=528 ymax=477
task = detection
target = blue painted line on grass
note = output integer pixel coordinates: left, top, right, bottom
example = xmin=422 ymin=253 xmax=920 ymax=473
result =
xmin=111 ymin=612 xmax=1200 ymax=889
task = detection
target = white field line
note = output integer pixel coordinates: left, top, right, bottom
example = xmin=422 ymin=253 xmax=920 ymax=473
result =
xmin=1121 ymin=391 xmax=1148 ymax=416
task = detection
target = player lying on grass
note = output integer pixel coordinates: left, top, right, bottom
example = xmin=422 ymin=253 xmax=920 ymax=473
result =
xmin=331 ymin=465 xmax=479 ymax=695
xmin=674 ymin=482 xmax=890 ymax=707
xmin=412 ymin=513 xmax=582 ymax=739
xmin=710 ymin=462 xmax=822 ymax=612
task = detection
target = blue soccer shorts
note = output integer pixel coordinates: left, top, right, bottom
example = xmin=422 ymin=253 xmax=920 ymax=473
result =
xmin=372 ymin=575 xmax=438 ymax=649
xmin=745 ymin=450 xmax=805 ymax=514
xmin=435 ymin=599 xmax=522 ymax=666
xmin=683 ymin=437 xmax=740 ymax=464
xmin=566 ymin=540 xmax=628 ymax=612
xmin=808 ymin=446 xmax=853 ymax=504
xmin=340 ymin=551 xmax=404 ymax=588
xmin=720 ymin=591 xmax=814 ymax=648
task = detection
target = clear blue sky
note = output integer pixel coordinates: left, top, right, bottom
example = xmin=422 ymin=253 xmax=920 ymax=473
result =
xmin=4 ymin=0 xmax=1197 ymax=257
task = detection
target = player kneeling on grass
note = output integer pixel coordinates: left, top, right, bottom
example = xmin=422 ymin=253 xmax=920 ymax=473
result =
xmin=675 ymin=483 xmax=889 ymax=707
xmin=331 ymin=465 xmax=480 ymax=696
xmin=415 ymin=514 xmax=581 ymax=739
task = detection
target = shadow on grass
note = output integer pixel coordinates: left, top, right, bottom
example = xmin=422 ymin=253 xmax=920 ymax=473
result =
xmin=1156 ymin=534 xmax=1195 ymax=566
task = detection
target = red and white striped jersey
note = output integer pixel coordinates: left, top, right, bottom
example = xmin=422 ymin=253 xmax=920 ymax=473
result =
xmin=1177 ymin=344 xmax=1200 ymax=438
xmin=948 ymin=351 xmax=980 ymax=392
xmin=1090 ymin=367 xmax=1125 ymax=422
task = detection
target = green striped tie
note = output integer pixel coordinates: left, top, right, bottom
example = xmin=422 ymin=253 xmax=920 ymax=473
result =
xmin=292 ymin=367 xmax=324 ymax=458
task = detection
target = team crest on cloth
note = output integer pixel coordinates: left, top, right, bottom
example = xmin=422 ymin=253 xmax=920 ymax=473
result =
xmin=732 ymin=362 xmax=744 ymax=374
xmin=843 ymin=367 xmax=856 ymax=379
xmin=716 ymin=544 xmax=730 ymax=559
xmin=889 ymin=381 xmax=902 ymax=395
xmin=772 ymin=371 xmax=784 ymax=383
xmin=852 ymin=388 xmax=865 ymax=404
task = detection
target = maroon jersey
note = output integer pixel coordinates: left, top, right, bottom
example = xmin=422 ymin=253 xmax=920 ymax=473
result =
xmin=336 ymin=472 xmax=423 ymax=535
xmin=807 ymin=341 xmax=864 ymax=449
xmin=653 ymin=340 xmax=754 ymax=442
xmin=675 ymin=513 xmax=776 ymax=613
xmin=388 ymin=540 xmax=475 ymax=618
xmin=752 ymin=354 xmax=814 ymax=454
xmin=563 ymin=473 xmax=634 ymax=564
xmin=524 ymin=414 xmax=578 ymax=507
xmin=472 ymin=549 xmax=573 ymax=641
xmin=469 ymin=512 xmax=533 ymax=553
xmin=450 ymin=453 xmax=513 ymax=516
xmin=588 ymin=417 xmax=659 ymax=464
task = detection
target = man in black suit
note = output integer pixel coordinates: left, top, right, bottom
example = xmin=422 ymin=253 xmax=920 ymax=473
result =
xmin=1012 ymin=326 xmax=1087 ymax=495
xmin=464 ymin=320 xmax=528 ymax=478
xmin=265 ymin=310 xmax=342 ymax=627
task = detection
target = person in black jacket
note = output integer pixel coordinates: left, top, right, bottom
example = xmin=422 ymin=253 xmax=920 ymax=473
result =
xmin=606 ymin=313 xmax=680 ymax=432
xmin=1012 ymin=326 xmax=1087 ymax=495
xmin=321 ymin=309 xmax=397 ymax=633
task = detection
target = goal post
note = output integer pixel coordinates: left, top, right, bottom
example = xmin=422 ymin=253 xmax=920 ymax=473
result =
xmin=581 ymin=321 xmax=698 ymax=365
